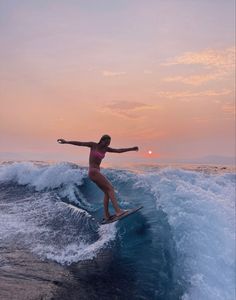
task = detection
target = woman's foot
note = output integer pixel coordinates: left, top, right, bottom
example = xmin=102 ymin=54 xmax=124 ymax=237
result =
xmin=103 ymin=210 xmax=128 ymax=221
xmin=115 ymin=210 xmax=128 ymax=217
xmin=104 ymin=214 xmax=112 ymax=221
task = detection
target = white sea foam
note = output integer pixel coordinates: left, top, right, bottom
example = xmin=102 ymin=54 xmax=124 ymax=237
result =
xmin=0 ymin=189 xmax=117 ymax=265
xmin=0 ymin=161 xmax=86 ymax=190
xmin=136 ymin=167 xmax=235 ymax=300
xmin=0 ymin=161 xmax=235 ymax=297
xmin=33 ymin=222 xmax=117 ymax=265
xmin=0 ymin=161 xmax=95 ymax=209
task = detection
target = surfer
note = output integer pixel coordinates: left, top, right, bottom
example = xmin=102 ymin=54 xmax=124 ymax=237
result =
xmin=57 ymin=135 xmax=139 ymax=221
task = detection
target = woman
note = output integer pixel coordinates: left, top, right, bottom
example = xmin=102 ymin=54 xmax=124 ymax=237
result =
xmin=57 ymin=135 xmax=139 ymax=221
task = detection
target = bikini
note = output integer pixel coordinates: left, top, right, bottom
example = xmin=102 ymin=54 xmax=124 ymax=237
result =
xmin=90 ymin=149 xmax=105 ymax=160
xmin=88 ymin=149 xmax=105 ymax=176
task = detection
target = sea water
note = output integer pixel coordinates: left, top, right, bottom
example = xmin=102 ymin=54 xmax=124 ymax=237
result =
xmin=0 ymin=161 xmax=235 ymax=300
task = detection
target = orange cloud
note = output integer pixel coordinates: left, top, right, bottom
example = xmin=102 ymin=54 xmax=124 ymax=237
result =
xmin=158 ymin=89 xmax=232 ymax=99
xmin=99 ymin=100 xmax=160 ymax=119
xmin=162 ymin=47 xmax=235 ymax=69
xmin=162 ymin=47 xmax=235 ymax=86
xmin=163 ymin=73 xmax=223 ymax=85
xmin=222 ymin=103 xmax=235 ymax=116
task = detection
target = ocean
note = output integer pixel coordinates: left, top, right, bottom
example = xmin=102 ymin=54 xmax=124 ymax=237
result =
xmin=0 ymin=161 xmax=235 ymax=300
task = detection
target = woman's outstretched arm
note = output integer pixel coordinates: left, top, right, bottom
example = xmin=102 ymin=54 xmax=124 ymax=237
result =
xmin=57 ymin=139 xmax=95 ymax=147
xmin=107 ymin=146 xmax=139 ymax=153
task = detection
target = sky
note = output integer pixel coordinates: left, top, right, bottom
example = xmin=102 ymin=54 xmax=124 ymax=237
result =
xmin=0 ymin=0 xmax=235 ymax=166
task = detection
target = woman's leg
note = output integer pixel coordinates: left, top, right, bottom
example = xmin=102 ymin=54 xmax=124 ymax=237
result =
xmin=106 ymin=187 xmax=123 ymax=214
xmin=90 ymin=171 xmax=124 ymax=216
xmin=104 ymin=193 xmax=110 ymax=219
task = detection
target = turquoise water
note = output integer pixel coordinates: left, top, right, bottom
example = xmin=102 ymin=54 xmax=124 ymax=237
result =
xmin=0 ymin=161 xmax=235 ymax=299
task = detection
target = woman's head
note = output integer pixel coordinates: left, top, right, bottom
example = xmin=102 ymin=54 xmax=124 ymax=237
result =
xmin=98 ymin=134 xmax=111 ymax=147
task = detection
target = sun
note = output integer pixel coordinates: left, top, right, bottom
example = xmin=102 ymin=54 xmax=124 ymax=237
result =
xmin=148 ymin=150 xmax=152 ymax=155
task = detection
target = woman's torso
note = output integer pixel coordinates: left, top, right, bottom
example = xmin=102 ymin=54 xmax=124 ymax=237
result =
xmin=89 ymin=144 xmax=106 ymax=169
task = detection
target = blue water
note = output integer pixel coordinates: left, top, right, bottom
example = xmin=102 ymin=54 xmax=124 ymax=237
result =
xmin=0 ymin=161 xmax=235 ymax=299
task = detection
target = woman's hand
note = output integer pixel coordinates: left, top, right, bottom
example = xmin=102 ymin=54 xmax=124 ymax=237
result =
xmin=133 ymin=146 xmax=139 ymax=151
xmin=57 ymin=138 xmax=67 ymax=144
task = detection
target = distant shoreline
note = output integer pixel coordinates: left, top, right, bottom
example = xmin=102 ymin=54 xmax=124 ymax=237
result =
xmin=0 ymin=160 xmax=235 ymax=174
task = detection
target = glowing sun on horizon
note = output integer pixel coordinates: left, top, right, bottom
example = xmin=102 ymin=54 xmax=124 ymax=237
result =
xmin=148 ymin=150 xmax=152 ymax=155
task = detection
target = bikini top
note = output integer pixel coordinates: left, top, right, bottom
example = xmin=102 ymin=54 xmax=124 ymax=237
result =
xmin=90 ymin=149 xmax=105 ymax=160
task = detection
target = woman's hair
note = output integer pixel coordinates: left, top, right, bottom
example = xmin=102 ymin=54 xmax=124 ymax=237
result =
xmin=98 ymin=134 xmax=111 ymax=144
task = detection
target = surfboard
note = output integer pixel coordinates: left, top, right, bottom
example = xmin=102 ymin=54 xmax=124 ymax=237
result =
xmin=100 ymin=206 xmax=143 ymax=225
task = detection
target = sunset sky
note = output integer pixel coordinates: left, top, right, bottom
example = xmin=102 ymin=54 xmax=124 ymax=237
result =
xmin=0 ymin=0 xmax=235 ymax=166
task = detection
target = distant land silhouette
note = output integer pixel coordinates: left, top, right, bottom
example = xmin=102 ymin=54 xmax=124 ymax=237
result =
xmin=161 ymin=155 xmax=235 ymax=165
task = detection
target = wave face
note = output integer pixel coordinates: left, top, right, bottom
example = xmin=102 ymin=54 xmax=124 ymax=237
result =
xmin=0 ymin=161 xmax=235 ymax=300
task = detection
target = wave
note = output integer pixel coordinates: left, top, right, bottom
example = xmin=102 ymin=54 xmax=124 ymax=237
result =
xmin=0 ymin=161 xmax=235 ymax=300
xmin=134 ymin=167 xmax=235 ymax=300
xmin=0 ymin=161 xmax=117 ymax=265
